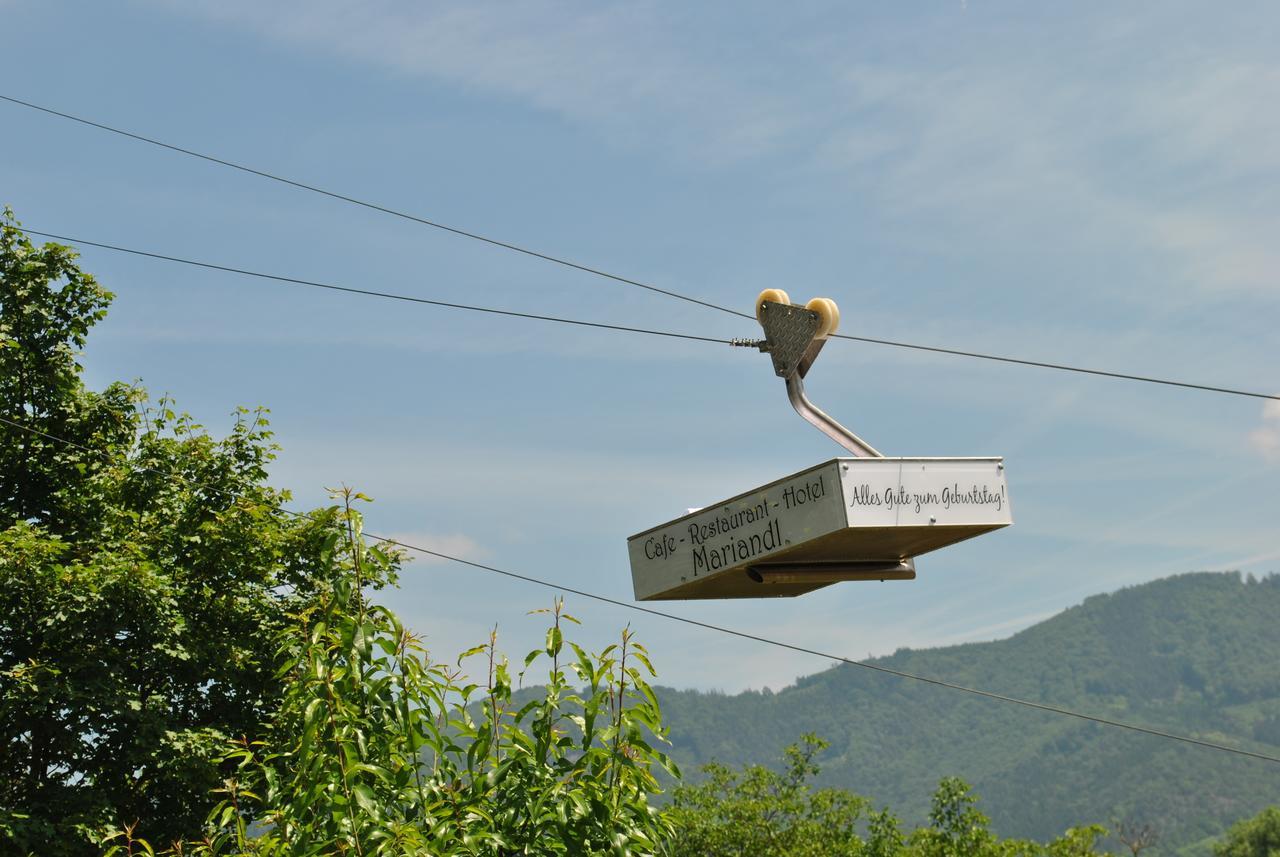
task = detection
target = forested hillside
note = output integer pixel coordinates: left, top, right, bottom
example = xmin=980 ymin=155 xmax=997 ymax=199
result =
xmin=656 ymin=572 xmax=1280 ymax=855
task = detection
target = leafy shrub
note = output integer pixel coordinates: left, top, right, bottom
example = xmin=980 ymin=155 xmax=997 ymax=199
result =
xmin=106 ymin=492 xmax=676 ymax=855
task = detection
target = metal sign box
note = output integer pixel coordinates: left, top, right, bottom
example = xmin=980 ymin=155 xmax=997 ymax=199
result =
xmin=627 ymin=457 xmax=1011 ymax=601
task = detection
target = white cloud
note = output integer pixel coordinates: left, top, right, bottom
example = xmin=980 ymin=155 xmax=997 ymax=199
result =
xmin=1201 ymin=547 xmax=1280 ymax=572
xmin=380 ymin=531 xmax=487 ymax=565
xmin=925 ymin=608 xmax=1060 ymax=648
xmin=1138 ymin=64 xmax=1280 ymax=179
xmin=148 ymin=0 xmax=802 ymax=164
xmin=1148 ymin=209 xmax=1280 ymax=296
xmin=150 ymin=2 xmax=1280 ymax=303
xmin=823 ymin=61 xmax=1280 ymax=300
xmin=1249 ymin=400 xmax=1280 ymax=463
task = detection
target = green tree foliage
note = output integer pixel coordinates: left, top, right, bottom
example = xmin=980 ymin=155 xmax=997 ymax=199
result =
xmin=1212 ymin=806 xmax=1280 ymax=857
xmin=907 ymin=777 xmax=1108 ymax=856
xmin=663 ymin=733 xmax=871 ymax=856
xmin=105 ymin=493 xmax=676 ymax=855
xmin=663 ymin=737 xmax=1111 ymax=856
xmin=0 ymin=207 xmax=129 ymax=536
xmin=0 ymin=211 xmax=396 ymax=852
xmin=656 ymin=572 xmax=1280 ymax=853
xmin=910 ymin=776 xmax=1004 ymax=857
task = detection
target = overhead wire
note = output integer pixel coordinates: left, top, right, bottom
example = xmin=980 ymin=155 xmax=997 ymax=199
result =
xmin=7 ymin=95 xmax=1279 ymax=403
xmin=16 ymin=225 xmax=1280 ymax=403
xmin=16 ymin=229 xmax=731 ymax=346
xmin=0 ymin=93 xmax=744 ymax=319
xmin=829 ymin=331 xmax=1277 ymax=400
xmin=2 ymin=410 xmax=1278 ymax=767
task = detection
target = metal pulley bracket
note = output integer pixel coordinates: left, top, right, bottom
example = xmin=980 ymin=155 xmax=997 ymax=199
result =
xmin=757 ymin=300 xmax=824 ymax=378
xmin=753 ymin=293 xmax=880 ymax=458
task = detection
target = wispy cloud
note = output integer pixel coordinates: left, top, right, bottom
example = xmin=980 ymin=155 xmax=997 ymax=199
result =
xmin=925 ymin=607 xmax=1061 ymax=648
xmin=148 ymin=0 xmax=803 ymax=164
xmin=1249 ymin=400 xmax=1280 ymax=463
xmin=151 ymin=1 xmax=1280 ymax=307
xmin=820 ymin=60 xmax=1280 ymax=301
xmin=381 ymin=531 xmax=487 ymax=565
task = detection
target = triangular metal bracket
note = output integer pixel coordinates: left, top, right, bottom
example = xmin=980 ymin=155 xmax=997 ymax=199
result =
xmin=758 ymin=300 xmax=822 ymax=378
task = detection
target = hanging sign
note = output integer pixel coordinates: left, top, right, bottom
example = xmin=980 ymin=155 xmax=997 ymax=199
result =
xmin=628 ymin=457 xmax=1010 ymax=600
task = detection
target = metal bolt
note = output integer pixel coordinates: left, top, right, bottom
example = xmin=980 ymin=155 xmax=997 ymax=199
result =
xmin=929 ymin=516 xmax=937 ymax=524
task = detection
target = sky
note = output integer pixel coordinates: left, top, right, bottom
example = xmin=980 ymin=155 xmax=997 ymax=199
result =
xmin=1 ymin=0 xmax=1277 ymax=693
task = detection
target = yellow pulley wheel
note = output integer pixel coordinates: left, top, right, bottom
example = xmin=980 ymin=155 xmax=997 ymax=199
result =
xmin=806 ymin=297 xmax=840 ymax=338
xmin=755 ymin=288 xmax=791 ymax=320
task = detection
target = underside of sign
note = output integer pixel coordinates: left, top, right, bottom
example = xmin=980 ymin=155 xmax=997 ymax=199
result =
xmin=627 ymin=457 xmax=1011 ymax=601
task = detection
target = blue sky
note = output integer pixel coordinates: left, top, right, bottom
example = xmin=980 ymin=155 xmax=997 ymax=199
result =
xmin=2 ymin=0 xmax=1277 ymax=692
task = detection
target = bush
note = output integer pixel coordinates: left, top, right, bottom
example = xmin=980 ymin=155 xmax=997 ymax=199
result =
xmin=106 ymin=492 xmax=676 ymax=855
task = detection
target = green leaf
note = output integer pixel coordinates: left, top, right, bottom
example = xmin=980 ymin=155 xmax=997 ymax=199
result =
xmin=546 ymin=625 xmax=563 ymax=657
xmin=351 ymin=782 xmax=379 ymax=817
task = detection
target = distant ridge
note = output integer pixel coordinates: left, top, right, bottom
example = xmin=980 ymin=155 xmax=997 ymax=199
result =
xmin=656 ymin=572 xmax=1280 ymax=856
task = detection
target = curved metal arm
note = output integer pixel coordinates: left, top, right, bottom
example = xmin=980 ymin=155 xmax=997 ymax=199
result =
xmin=785 ymin=374 xmax=882 ymax=458
xmin=755 ymin=297 xmax=882 ymax=457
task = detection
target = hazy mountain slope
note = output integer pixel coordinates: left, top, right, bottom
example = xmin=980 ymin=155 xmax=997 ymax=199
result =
xmin=655 ymin=572 xmax=1280 ymax=854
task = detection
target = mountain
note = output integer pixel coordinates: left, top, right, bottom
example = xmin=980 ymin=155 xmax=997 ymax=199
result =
xmin=655 ymin=572 xmax=1280 ymax=855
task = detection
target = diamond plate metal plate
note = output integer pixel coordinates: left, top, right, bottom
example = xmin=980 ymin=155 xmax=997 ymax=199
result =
xmin=759 ymin=301 xmax=820 ymax=377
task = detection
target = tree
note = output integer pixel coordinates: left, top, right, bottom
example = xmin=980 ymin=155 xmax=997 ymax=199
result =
xmin=105 ymin=493 xmax=677 ymax=855
xmin=908 ymin=776 xmax=1001 ymax=857
xmin=662 ymin=734 xmax=871 ymax=856
xmin=0 ymin=208 xmax=131 ymax=537
xmin=1213 ymin=806 xmax=1280 ymax=857
xmin=907 ymin=779 xmax=1111 ymax=857
xmin=0 ymin=209 xmax=393 ymax=853
xmin=664 ymin=742 xmax=1114 ymax=857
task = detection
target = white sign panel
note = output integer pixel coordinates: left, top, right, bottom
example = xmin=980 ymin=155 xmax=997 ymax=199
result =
xmin=840 ymin=459 xmax=1010 ymax=528
xmin=632 ymin=462 xmax=847 ymax=594
xmin=628 ymin=457 xmax=1010 ymax=601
